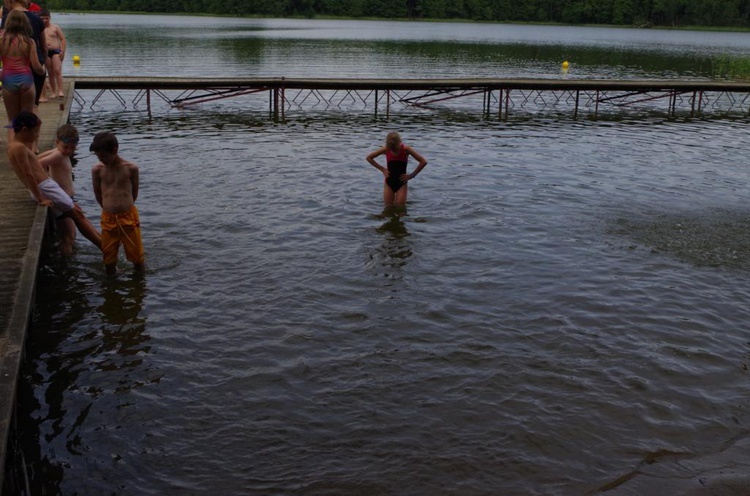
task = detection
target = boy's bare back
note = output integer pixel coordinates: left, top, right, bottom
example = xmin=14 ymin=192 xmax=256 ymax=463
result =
xmin=8 ymin=140 xmax=52 ymax=205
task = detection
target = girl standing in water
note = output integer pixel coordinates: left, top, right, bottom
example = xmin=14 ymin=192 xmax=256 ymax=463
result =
xmin=367 ymin=131 xmax=428 ymax=206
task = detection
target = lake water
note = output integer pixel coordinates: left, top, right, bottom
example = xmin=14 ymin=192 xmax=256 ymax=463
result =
xmin=5 ymin=14 xmax=750 ymax=496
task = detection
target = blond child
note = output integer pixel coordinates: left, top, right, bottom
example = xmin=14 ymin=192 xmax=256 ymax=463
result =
xmin=366 ymin=131 xmax=428 ymax=206
xmin=1 ymin=10 xmax=45 ymax=141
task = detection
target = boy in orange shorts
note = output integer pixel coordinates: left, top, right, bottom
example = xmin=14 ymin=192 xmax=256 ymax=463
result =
xmin=90 ymin=132 xmax=144 ymax=275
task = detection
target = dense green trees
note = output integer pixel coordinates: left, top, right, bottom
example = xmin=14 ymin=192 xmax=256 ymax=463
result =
xmin=42 ymin=0 xmax=750 ymax=27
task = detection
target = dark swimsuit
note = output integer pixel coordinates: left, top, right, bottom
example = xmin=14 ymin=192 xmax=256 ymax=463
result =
xmin=386 ymin=144 xmax=408 ymax=193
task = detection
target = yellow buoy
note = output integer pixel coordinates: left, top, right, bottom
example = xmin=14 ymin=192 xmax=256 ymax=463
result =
xmin=73 ymin=55 xmax=81 ymax=64
xmin=562 ymin=61 xmax=569 ymax=69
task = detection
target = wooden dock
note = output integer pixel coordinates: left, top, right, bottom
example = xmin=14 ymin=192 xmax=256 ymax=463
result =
xmin=0 ymin=83 xmax=74 ymax=492
xmin=71 ymin=77 xmax=750 ymax=119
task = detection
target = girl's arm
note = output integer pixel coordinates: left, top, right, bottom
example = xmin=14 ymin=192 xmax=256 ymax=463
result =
xmin=366 ymin=147 xmax=389 ymax=176
xmin=405 ymin=145 xmax=428 ymax=179
xmin=29 ymin=40 xmax=45 ymax=75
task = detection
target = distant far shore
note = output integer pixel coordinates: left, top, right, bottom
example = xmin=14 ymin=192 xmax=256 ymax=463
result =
xmin=50 ymin=10 xmax=750 ymax=34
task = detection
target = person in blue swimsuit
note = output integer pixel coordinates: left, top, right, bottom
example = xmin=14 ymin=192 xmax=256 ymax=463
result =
xmin=367 ymin=131 xmax=428 ymax=206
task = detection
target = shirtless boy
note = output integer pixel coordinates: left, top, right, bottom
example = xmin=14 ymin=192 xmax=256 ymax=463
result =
xmin=90 ymin=131 xmax=144 ymax=275
xmin=40 ymin=9 xmax=65 ymax=98
xmin=7 ymin=111 xmax=101 ymax=251
xmin=39 ymin=124 xmax=79 ymax=255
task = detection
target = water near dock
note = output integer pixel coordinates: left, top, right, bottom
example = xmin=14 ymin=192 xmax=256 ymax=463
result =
xmin=5 ymin=14 xmax=750 ymax=495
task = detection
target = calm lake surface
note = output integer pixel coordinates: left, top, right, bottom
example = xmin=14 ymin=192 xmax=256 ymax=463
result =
xmin=5 ymin=14 xmax=750 ymax=496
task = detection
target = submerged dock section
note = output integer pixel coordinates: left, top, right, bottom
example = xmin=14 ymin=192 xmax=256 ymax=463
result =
xmin=71 ymin=77 xmax=750 ymax=120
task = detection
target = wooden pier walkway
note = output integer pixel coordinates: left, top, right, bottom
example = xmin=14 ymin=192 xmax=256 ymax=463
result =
xmin=71 ymin=77 xmax=750 ymax=119
xmin=0 ymin=82 xmax=74 ymax=492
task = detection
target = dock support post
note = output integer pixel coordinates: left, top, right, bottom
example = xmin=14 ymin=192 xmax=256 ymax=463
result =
xmin=504 ymin=89 xmax=510 ymax=120
xmin=374 ymin=89 xmax=378 ymax=118
xmin=498 ymin=88 xmax=502 ymax=120
xmin=595 ymin=90 xmax=599 ymax=120
xmin=273 ymin=88 xmax=279 ymax=121
xmin=281 ymin=86 xmax=285 ymax=121
xmin=574 ymin=90 xmax=580 ymax=120
xmin=692 ymin=90 xmax=697 ymax=117
xmin=146 ymin=89 xmax=151 ymax=114
xmin=386 ymin=90 xmax=390 ymax=119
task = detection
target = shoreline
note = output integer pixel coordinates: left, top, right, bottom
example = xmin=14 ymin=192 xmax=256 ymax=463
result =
xmin=51 ymin=10 xmax=750 ymax=34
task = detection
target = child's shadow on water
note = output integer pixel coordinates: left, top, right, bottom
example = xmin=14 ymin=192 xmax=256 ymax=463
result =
xmin=368 ymin=206 xmax=413 ymax=276
xmin=376 ymin=206 xmax=410 ymax=240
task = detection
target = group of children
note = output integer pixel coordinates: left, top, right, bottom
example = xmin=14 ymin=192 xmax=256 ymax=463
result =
xmin=1 ymin=4 xmax=67 ymax=147
xmin=7 ymin=110 xmax=145 ymax=275
xmin=7 ymin=122 xmax=427 ymax=275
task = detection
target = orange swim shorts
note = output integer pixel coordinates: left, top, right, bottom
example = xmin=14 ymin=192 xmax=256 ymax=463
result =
xmin=101 ymin=205 xmax=144 ymax=266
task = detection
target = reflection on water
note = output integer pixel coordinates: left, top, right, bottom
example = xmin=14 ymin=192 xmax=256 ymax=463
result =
xmin=376 ymin=206 xmax=410 ymax=239
xmin=94 ymin=273 xmax=150 ymax=375
xmin=5 ymin=254 xmax=151 ymax=496
xmin=368 ymin=206 xmax=412 ymax=277
xmin=57 ymin=14 xmax=750 ymax=80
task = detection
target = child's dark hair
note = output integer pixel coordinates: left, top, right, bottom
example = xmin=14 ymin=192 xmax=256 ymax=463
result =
xmin=89 ymin=132 xmax=118 ymax=153
xmin=56 ymin=124 xmax=79 ymax=144
xmin=40 ymin=9 xmax=50 ymax=17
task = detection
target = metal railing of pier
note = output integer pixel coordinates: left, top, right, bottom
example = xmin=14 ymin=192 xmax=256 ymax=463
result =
xmin=71 ymin=77 xmax=750 ymax=120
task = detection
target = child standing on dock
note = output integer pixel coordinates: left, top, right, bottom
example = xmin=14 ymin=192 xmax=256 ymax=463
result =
xmin=90 ymin=132 xmax=145 ymax=275
xmin=38 ymin=124 xmax=80 ymax=255
xmin=366 ymin=131 xmax=428 ymax=206
xmin=1 ymin=10 xmax=45 ymax=140
xmin=40 ymin=9 xmax=65 ymax=99
xmin=7 ymin=111 xmax=101 ymax=251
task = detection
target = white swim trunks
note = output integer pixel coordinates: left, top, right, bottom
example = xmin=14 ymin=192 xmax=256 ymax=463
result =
xmin=30 ymin=178 xmax=74 ymax=216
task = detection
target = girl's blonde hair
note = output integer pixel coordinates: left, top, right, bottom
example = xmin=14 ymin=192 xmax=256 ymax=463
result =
xmin=3 ymin=10 xmax=32 ymax=41
xmin=386 ymin=131 xmax=402 ymax=152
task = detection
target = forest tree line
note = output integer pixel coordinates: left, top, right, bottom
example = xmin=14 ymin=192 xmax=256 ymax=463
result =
xmin=42 ymin=0 xmax=750 ymax=28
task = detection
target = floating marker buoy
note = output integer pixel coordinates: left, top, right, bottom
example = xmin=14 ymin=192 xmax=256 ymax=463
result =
xmin=73 ymin=55 xmax=81 ymax=64
xmin=562 ymin=61 xmax=569 ymax=69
